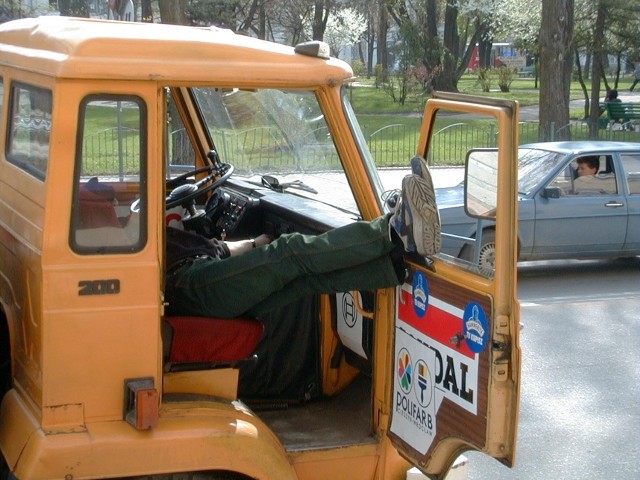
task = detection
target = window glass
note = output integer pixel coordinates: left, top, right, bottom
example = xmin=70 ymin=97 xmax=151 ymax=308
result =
xmin=6 ymin=83 xmax=51 ymax=180
xmin=190 ymin=87 xmax=359 ymax=215
xmin=0 ymin=78 xmax=4 ymax=114
xmin=547 ymin=165 xmax=574 ymax=195
xmin=166 ymin=89 xmax=196 ymax=177
xmin=517 ymin=148 xmax=565 ymax=195
xmin=70 ymin=96 xmax=147 ymax=254
xmin=0 ymin=78 xmax=4 ymax=140
xmin=621 ymin=153 xmax=640 ymax=195
xmin=570 ymin=155 xmax=617 ymax=195
xmin=426 ymin=109 xmax=501 ymax=277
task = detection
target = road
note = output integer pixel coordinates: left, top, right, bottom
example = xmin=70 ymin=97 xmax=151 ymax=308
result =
xmin=466 ymin=257 xmax=640 ymax=479
xmin=380 ymin=169 xmax=640 ymax=480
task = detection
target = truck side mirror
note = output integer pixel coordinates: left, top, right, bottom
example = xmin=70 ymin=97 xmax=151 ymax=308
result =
xmin=465 ymin=149 xmax=498 ymax=219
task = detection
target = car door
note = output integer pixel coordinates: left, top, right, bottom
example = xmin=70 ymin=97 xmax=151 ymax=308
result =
xmin=388 ymin=93 xmax=521 ymax=475
xmin=619 ymin=151 xmax=640 ymax=253
xmin=532 ymin=154 xmax=627 ymax=257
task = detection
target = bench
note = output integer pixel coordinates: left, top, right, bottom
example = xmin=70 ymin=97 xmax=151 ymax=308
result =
xmin=603 ymin=102 xmax=640 ymax=130
xmin=518 ymin=66 xmax=535 ymax=77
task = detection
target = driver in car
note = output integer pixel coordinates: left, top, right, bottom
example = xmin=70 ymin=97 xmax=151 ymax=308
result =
xmin=165 ymin=157 xmax=440 ymax=319
xmin=573 ymin=156 xmax=600 ymax=192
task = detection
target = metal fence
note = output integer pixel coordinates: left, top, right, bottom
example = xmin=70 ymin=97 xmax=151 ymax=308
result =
xmin=366 ymin=120 xmax=640 ymax=166
xmin=82 ymin=119 xmax=640 ymax=174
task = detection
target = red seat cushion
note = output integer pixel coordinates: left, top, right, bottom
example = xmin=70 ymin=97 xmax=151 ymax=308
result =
xmin=165 ymin=316 xmax=264 ymax=364
xmin=78 ymin=189 xmax=121 ymax=228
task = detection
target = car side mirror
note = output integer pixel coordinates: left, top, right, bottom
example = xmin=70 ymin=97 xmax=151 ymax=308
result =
xmin=465 ymin=148 xmax=498 ymax=219
xmin=541 ymin=186 xmax=562 ymax=199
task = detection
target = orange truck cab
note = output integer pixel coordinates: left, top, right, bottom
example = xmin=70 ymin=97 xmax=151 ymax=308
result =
xmin=0 ymin=16 xmax=521 ymax=480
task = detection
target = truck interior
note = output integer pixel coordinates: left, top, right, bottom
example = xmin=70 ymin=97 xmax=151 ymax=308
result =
xmin=69 ymin=85 xmax=388 ymax=453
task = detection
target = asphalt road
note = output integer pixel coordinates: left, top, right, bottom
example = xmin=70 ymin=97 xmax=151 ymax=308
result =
xmin=466 ymin=257 xmax=640 ymax=479
xmin=379 ymin=169 xmax=640 ymax=480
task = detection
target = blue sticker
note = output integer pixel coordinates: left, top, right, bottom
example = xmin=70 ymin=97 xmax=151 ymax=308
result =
xmin=463 ymin=302 xmax=489 ymax=353
xmin=412 ymin=271 xmax=429 ymax=318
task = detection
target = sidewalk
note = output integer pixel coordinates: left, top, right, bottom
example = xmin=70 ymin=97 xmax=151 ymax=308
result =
xmin=379 ymin=166 xmax=464 ymax=191
xmin=519 ymin=89 xmax=640 ymax=122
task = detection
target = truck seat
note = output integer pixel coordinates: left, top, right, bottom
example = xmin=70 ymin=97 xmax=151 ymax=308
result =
xmin=78 ymin=179 xmax=121 ymax=229
xmin=164 ymin=315 xmax=264 ymax=366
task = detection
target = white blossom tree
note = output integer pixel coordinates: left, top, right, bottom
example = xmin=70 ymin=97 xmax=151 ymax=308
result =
xmin=312 ymin=7 xmax=367 ymax=57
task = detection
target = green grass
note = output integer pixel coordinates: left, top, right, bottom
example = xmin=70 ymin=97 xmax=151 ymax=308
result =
xmin=350 ymin=74 xmax=637 ymax=116
xmin=348 ymin=74 xmax=640 ymax=167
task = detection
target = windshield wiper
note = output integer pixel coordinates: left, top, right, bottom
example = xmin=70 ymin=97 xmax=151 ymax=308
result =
xmin=261 ymin=175 xmax=318 ymax=194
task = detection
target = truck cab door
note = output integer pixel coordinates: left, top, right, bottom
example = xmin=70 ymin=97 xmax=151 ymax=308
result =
xmin=388 ymin=93 xmax=521 ymax=476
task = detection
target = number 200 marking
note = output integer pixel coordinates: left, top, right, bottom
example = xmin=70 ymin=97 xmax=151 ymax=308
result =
xmin=78 ymin=279 xmax=121 ymax=296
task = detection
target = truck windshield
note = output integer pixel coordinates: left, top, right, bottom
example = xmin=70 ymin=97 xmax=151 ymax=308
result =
xmin=190 ymin=87 xmax=364 ymax=215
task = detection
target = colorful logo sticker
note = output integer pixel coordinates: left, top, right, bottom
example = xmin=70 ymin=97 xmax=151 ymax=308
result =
xmin=397 ymin=348 xmax=413 ymax=394
xmin=463 ymin=302 xmax=489 ymax=353
xmin=412 ymin=271 xmax=429 ymax=318
xmin=414 ymin=359 xmax=433 ymax=408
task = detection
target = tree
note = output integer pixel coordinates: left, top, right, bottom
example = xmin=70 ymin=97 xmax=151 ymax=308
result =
xmin=538 ymin=0 xmax=574 ymax=141
xmin=311 ymin=0 xmax=335 ymax=41
xmin=158 ymin=0 xmax=189 ymax=25
xmin=588 ymin=0 xmax=606 ymax=137
xmin=237 ymin=0 xmax=266 ymax=38
xmin=490 ymin=0 xmax=541 ymax=86
xmin=0 ymin=0 xmax=54 ymax=20
xmin=321 ymin=8 xmax=367 ymax=58
xmin=58 ymin=0 xmax=89 ymax=17
xmin=188 ymin=0 xmax=238 ymax=29
xmin=387 ymin=0 xmax=493 ymax=92
xmin=265 ymin=0 xmax=313 ymax=45
xmin=141 ymin=0 xmax=154 ymax=22
xmin=377 ymin=0 xmax=389 ymax=70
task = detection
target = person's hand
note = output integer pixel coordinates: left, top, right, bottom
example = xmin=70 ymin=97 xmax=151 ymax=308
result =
xmin=226 ymin=233 xmax=274 ymax=256
xmin=254 ymin=233 xmax=273 ymax=247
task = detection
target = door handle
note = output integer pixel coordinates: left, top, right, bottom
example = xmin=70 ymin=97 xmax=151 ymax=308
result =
xmin=605 ymin=201 xmax=624 ymax=208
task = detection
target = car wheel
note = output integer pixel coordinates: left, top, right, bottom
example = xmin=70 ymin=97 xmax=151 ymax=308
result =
xmin=459 ymin=230 xmax=496 ymax=273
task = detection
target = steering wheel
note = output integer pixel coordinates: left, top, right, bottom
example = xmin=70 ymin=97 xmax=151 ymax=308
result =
xmin=165 ymin=163 xmax=234 ymax=209
xmin=130 ymin=154 xmax=234 ymax=213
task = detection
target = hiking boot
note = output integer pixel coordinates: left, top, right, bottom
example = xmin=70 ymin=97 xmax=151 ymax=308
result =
xmin=389 ymin=181 xmax=416 ymax=254
xmin=404 ymin=174 xmax=441 ymax=257
xmin=411 ymin=155 xmax=436 ymax=190
xmin=391 ymin=175 xmax=441 ymax=257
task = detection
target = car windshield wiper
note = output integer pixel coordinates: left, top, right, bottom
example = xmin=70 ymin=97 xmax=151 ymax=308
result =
xmin=260 ymin=175 xmax=318 ymax=194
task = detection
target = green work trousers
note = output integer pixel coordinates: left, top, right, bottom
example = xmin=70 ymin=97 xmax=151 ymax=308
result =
xmin=165 ymin=215 xmax=401 ymax=318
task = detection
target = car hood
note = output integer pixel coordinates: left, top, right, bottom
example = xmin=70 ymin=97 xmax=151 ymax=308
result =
xmin=435 ymin=183 xmax=464 ymax=208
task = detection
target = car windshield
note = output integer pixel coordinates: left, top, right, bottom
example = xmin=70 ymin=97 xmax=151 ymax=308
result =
xmin=517 ymin=148 xmax=567 ymax=195
xmin=189 ymin=87 xmax=370 ymax=215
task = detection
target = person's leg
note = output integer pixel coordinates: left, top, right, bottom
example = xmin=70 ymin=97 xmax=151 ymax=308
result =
xmin=247 ymin=251 xmax=404 ymax=316
xmin=166 ymin=215 xmax=397 ymax=318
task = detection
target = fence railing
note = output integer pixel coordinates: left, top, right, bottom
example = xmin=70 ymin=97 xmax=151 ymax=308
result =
xmin=367 ymin=120 xmax=640 ymax=166
xmin=82 ymin=119 xmax=640 ymax=174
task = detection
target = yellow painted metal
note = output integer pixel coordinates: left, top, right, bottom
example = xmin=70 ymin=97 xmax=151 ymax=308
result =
xmin=8 ymin=395 xmax=298 ymax=479
xmin=163 ymin=369 xmax=240 ymax=400
xmin=0 ymin=17 xmax=519 ymax=480
xmin=0 ymin=17 xmax=353 ymax=87
xmin=407 ymin=93 xmax=521 ymax=474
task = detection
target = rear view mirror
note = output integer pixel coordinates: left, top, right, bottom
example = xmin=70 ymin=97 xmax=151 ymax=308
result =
xmin=465 ymin=149 xmax=498 ymax=219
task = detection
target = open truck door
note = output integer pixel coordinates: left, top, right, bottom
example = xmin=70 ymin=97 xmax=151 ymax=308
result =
xmin=388 ymin=92 xmax=521 ymax=477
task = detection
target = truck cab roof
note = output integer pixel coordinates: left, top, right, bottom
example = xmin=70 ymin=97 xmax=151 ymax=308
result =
xmin=0 ymin=16 xmax=353 ymax=85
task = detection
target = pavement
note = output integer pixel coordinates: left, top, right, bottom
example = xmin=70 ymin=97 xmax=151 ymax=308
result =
xmin=378 ymin=166 xmax=463 ymax=191
xmin=519 ymin=88 xmax=640 ymax=122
